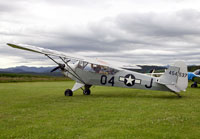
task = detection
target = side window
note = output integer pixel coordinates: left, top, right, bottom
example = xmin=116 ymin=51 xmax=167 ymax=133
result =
xmin=83 ymin=63 xmax=95 ymax=72
xmin=82 ymin=63 xmax=118 ymax=75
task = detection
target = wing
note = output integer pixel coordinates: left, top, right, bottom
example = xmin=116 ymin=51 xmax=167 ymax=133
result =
xmin=7 ymin=43 xmax=141 ymax=70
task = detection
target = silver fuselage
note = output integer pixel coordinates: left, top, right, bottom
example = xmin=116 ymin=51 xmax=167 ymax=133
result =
xmin=63 ymin=65 xmax=170 ymax=92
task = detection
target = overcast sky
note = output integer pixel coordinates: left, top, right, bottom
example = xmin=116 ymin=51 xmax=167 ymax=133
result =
xmin=1 ymin=0 xmax=200 ymax=68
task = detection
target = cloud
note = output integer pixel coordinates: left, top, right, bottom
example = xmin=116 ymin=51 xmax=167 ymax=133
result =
xmin=0 ymin=0 xmax=200 ymax=68
xmin=117 ymin=10 xmax=200 ymax=37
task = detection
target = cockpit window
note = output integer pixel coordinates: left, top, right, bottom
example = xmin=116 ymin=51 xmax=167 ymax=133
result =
xmin=78 ymin=62 xmax=118 ymax=75
xmin=194 ymin=70 xmax=200 ymax=75
xmin=77 ymin=61 xmax=88 ymax=69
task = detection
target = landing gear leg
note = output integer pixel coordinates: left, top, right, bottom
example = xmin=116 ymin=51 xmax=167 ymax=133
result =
xmin=83 ymin=85 xmax=92 ymax=95
xmin=172 ymin=92 xmax=182 ymax=98
xmin=65 ymin=89 xmax=73 ymax=96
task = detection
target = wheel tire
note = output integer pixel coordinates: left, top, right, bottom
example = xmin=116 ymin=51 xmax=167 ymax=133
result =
xmin=65 ymin=89 xmax=73 ymax=96
xmin=191 ymin=84 xmax=198 ymax=88
xmin=83 ymin=89 xmax=91 ymax=95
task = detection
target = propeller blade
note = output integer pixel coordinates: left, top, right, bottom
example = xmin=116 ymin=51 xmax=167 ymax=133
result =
xmin=50 ymin=63 xmax=65 ymax=72
xmin=51 ymin=66 xmax=60 ymax=72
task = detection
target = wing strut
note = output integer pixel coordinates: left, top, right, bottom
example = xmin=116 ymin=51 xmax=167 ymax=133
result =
xmin=59 ymin=57 xmax=86 ymax=84
xmin=45 ymin=54 xmax=85 ymax=84
xmin=45 ymin=54 xmax=60 ymax=65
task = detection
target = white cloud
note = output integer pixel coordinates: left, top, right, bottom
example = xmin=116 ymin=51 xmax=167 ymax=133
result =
xmin=0 ymin=0 xmax=200 ymax=68
xmin=123 ymin=49 xmax=177 ymax=55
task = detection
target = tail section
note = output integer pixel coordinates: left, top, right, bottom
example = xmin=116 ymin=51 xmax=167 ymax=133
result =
xmin=158 ymin=61 xmax=188 ymax=92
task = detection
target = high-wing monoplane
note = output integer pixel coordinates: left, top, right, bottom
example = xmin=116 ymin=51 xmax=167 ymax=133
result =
xmin=7 ymin=43 xmax=188 ymax=97
xmin=188 ymin=69 xmax=200 ymax=88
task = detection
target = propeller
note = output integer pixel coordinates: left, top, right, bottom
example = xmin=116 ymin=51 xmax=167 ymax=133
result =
xmin=51 ymin=63 xmax=65 ymax=72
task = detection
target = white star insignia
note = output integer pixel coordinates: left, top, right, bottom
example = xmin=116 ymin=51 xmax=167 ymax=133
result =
xmin=125 ymin=75 xmax=135 ymax=85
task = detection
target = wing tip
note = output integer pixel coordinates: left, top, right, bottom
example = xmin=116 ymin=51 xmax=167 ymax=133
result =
xmin=7 ymin=43 xmax=16 ymax=47
xmin=6 ymin=43 xmax=42 ymax=54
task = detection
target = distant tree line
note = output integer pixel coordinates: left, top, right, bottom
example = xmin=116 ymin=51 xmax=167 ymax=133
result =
xmin=188 ymin=65 xmax=200 ymax=72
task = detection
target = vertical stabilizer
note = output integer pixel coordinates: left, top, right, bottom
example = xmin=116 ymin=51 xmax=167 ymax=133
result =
xmin=158 ymin=61 xmax=188 ymax=92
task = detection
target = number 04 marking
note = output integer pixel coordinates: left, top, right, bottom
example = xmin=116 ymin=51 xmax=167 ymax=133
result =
xmin=100 ymin=75 xmax=115 ymax=86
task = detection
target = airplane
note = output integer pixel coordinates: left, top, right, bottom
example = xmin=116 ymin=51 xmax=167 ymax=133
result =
xmin=188 ymin=69 xmax=200 ymax=88
xmin=7 ymin=43 xmax=188 ymax=97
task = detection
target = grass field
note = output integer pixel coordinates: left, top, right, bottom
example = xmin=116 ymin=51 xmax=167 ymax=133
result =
xmin=0 ymin=73 xmax=69 ymax=83
xmin=0 ymin=81 xmax=200 ymax=138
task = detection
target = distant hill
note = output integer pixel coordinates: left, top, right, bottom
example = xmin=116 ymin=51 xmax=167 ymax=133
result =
xmin=1 ymin=65 xmax=167 ymax=75
xmin=0 ymin=66 xmax=62 ymax=76
xmin=0 ymin=65 xmax=199 ymax=76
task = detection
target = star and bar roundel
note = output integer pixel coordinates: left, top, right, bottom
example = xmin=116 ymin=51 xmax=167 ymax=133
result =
xmin=119 ymin=74 xmax=141 ymax=87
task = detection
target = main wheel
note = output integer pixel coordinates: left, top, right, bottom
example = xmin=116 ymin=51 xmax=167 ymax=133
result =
xmin=191 ymin=83 xmax=198 ymax=88
xmin=83 ymin=89 xmax=91 ymax=95
xmin=65 ymin=89 xmax=73 ymax=96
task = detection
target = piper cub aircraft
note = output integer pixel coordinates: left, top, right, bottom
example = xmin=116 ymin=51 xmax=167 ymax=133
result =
xmin=7 ymin=43 xmax=188 ymax=97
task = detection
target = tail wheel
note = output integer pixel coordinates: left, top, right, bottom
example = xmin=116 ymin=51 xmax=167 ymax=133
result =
xmin=65 ymin=89 xmax=73 ymax=96
xmin=83 ymin=89 xmax=91 ymax=95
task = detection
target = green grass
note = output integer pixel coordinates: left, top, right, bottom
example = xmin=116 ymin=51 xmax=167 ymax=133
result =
xmin=0 ymin=73 xmax=69 ymax=83
xmin=0 ymin=81 xmax=200 ymax=138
